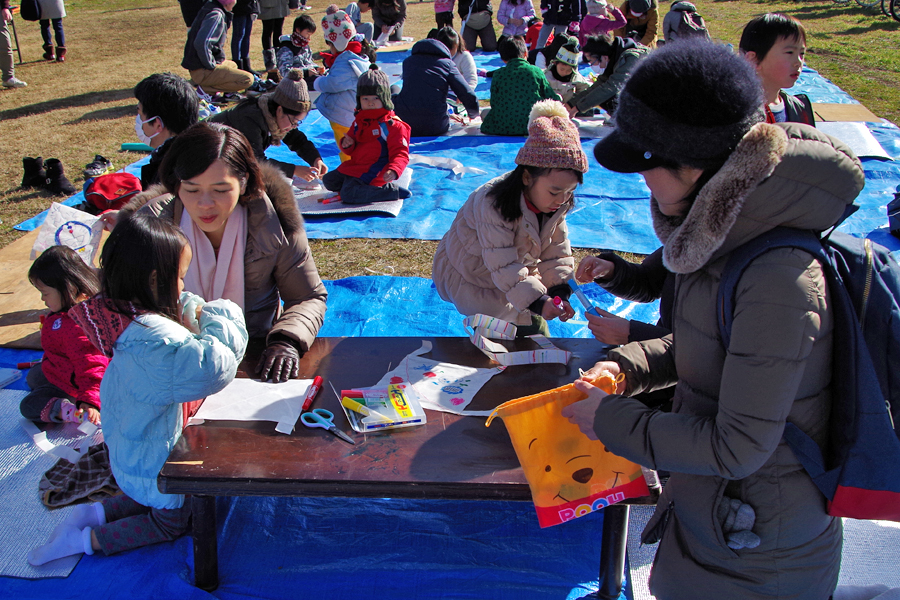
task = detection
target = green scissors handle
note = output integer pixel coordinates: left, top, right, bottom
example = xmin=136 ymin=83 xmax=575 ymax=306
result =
xmin=300 ymin=408 xmax=356 ymax=445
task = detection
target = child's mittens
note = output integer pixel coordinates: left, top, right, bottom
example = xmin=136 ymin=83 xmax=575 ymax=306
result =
xmin=716 ymin=497 xmax=761 ymax=550
xmin=179 ymin=291 xmax=205 ymax=334
xmin=27 ymin=526 xmax=93 ymax=566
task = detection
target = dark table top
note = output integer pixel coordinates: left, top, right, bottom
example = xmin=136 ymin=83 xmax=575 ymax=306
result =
xmin=158 ymin=336 xmax=615 ymax=500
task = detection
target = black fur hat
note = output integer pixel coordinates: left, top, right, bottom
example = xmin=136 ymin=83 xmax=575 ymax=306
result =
xmin=593 ymin=41 xmax=764 ymax=173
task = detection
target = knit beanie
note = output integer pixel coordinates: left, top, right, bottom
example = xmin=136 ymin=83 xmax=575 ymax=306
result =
xmin=566 ymin=21 xmax=580 ymax=38
xmin=516 ymin=100 xmax=589 ymax=173
xmin=555 ymin=40 xmax=581 ymax=68
xmin=593 ymin=41 xmax=763 ymax=173
xmin=272 ymin=69 xmax=311 ymax=113
xmin=587 ymin=0 xmax=607 ymax=15
xmin=357 ymin=64 xmax=393 ymax=111
xmin=628 ymin=0 xmax=651 ymax=14
xmin=322 ymin=9 xmax=356 ymax=52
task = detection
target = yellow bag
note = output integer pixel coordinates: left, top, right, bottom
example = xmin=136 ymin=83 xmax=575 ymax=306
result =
xmin=486 ymin=374 xmax=649 ymax=527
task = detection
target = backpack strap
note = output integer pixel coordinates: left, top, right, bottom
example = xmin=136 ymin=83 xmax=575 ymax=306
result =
xmin=717 ymin=227 xmax=826 ymax=350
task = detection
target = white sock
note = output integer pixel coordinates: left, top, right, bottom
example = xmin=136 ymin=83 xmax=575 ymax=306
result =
xmin=47 ymin=503 xmax=105 ymax=543
xmin=27 ymin=526 xmax=93 ymax=566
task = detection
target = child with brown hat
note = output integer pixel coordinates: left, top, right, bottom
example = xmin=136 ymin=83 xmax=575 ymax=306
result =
xmin=433 ymin=99 xmax=588 ymax=337
xmin=321 ymin=65 xmax=412 ymax=205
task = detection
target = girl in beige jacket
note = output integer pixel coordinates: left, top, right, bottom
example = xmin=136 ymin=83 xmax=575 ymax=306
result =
xmin=432 ymin=100 xmax=588 ymax=336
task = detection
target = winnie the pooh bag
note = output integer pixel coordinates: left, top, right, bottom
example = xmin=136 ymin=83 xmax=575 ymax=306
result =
xmin=486 ymin=373 xmax=649 ymax=527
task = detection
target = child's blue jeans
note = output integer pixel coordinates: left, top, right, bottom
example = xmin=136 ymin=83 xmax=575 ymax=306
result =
xmin=322 ymin=170 xmax=411 ymax=205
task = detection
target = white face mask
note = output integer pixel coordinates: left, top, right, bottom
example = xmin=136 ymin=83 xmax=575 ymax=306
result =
xmin=591 ymin=64 xmax=604 ymax=74
xmin=135 ymin=113 xmax=161 ymax=146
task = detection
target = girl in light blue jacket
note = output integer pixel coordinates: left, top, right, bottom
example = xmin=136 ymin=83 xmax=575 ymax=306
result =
xmin=28 ymin=214 xmax=248 ymax=565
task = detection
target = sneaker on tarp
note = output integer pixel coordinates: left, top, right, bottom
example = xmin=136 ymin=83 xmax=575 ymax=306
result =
xmin=83 ymin=155 xmax=114 ymax=179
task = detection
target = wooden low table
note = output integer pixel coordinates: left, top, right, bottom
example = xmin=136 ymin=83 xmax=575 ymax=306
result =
xmin=158 ymin=337 xmax=657 ymax=596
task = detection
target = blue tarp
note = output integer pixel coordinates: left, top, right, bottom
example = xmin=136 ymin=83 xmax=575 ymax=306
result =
xmin=318 ymin=276 xmax=660 ymax=339
xmin=0 ymin=494 xmax=620 ymax=600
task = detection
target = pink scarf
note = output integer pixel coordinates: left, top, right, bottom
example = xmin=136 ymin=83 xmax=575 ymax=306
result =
xmin=180 ymin=205 xmax=247 ymax=311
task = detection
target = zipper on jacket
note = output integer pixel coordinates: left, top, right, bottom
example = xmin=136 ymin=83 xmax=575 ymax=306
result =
xmin=860 ymin=238 xmax=874 ymax=325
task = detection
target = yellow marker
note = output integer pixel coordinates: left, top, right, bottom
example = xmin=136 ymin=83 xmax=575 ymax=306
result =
xmin=388 ymin=384 xmax=414 ymax=418
xmin=341 ymin=396 xmax=393 ymax=422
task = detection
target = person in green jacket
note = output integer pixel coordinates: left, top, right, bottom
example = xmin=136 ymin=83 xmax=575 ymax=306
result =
xmin=566 ymin=33 xmax=648 ymax=117
xmin=481 ymin=36 xmax=560 ymax=136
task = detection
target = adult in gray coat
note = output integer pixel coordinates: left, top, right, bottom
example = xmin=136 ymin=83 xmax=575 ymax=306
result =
xmin=566 ymin=42 xmax=865 ymax=599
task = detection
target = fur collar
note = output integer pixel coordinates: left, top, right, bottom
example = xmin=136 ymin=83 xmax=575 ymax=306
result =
xmin=257 ymin=162 xmax=303 ymax=236
xmin=653 ymin=123 xmax=788 ymax=274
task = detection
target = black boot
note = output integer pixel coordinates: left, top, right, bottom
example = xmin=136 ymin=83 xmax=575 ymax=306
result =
xmin=43 ymin=159 xmax=76 ymax=196
xmin=22 ymin=157 xmax=46 ymax=188
xmin=242 ymin=57 xmax=253 ymax=74
xmin=42 ymin=44 xmax=55 ymax=61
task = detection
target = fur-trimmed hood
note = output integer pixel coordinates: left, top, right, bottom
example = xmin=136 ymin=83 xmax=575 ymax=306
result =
xmin=653 ymin=122 xmax=865 ymax=274
xmin=121 ymin=162 xmax=303 ymax=238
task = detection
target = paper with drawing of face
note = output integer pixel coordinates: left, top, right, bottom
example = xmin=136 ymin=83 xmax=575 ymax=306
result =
xmin=374 ymin=342 xmax=503 ymax=416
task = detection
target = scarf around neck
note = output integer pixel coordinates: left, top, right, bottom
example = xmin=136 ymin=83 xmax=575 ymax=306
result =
xmin=259 ymin=93 xmax=294 ymax=146
xmin=180 ymin=204 xmax=248 ymax=311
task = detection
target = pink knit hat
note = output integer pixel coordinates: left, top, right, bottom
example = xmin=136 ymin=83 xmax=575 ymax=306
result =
xmin=322 ymin=10 xmax=356 ymax=52
xmin=515 ymin=100 xmax=588 ymax=173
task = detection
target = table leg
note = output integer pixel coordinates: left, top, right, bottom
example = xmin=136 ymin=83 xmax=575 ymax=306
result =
xmin=596 ymin=504 xmax=629 ymax=600
xmin=191 ymin=495 xmax=219 ymax=591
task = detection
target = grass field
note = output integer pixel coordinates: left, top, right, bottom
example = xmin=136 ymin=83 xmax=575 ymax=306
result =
xmin=0 ymin=0 xmax=896 ymax=278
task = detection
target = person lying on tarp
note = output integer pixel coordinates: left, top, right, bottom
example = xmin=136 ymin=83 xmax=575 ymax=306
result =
xmin=121 ymin=121 xmax=328 ymax=383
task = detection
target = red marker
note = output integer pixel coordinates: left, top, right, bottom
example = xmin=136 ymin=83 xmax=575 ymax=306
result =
xmin=552 ymin=296 xmax=562 ymax=309
xmin=17 ymin=360 xmax=41 ymax=369
xmin=301 ymin=376 xmax=324 ymax=412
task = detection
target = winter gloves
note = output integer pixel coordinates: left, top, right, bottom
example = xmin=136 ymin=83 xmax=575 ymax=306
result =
xmin=717 ymin=497 xmax=761 ymax=550
xmin=256 ymin=339 xmax=301 ymax=383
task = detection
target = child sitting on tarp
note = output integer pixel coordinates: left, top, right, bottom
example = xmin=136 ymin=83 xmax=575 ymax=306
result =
xmin=392 ymin=28 xmax=480 ymax=137
xmin=276 ymin=14 xmax=322 ymax=87
xmin=434 ymin=100 xmax=585 ymax=337
xmin=21 ymin=246 xmax=107 ymax=425
xmin=314 ymin=9 xmax=372 ymax=161
xmin=482 ymin=36 xmax=561 ymax=136
xmin=739 ymin=13 xmax=814 ymax=126
xmin=322 ymin=65 xmax=412 ymax=204
xmin=544 ymin=39 xmax=591 ymax=106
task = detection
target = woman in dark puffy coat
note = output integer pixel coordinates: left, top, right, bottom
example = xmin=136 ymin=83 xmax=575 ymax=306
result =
xmin=565 ymin=41 xmax=865 ymax=599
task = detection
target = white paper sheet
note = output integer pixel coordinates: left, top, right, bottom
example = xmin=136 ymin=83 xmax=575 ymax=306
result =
xmin=192 ymin=378 xmax=313 ymax=434
xmin=817 ymin=122 xmax=893 ymax=160
xmin=374 ymin=341 xmax=504 ymax=416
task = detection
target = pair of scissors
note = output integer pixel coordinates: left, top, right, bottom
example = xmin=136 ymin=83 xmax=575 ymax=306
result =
xmin=300 ymin=408 xmax=356 ymax=445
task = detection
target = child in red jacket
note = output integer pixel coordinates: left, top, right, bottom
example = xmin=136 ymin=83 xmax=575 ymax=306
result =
xmin=322 ymin=64 xmax=412 ymax=205
xmin=22 ymin=246 xmax=108 ymax=425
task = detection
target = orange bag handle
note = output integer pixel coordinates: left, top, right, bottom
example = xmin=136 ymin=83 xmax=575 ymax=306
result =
xmin=485 ymin=372 xmax=622 ymax=427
